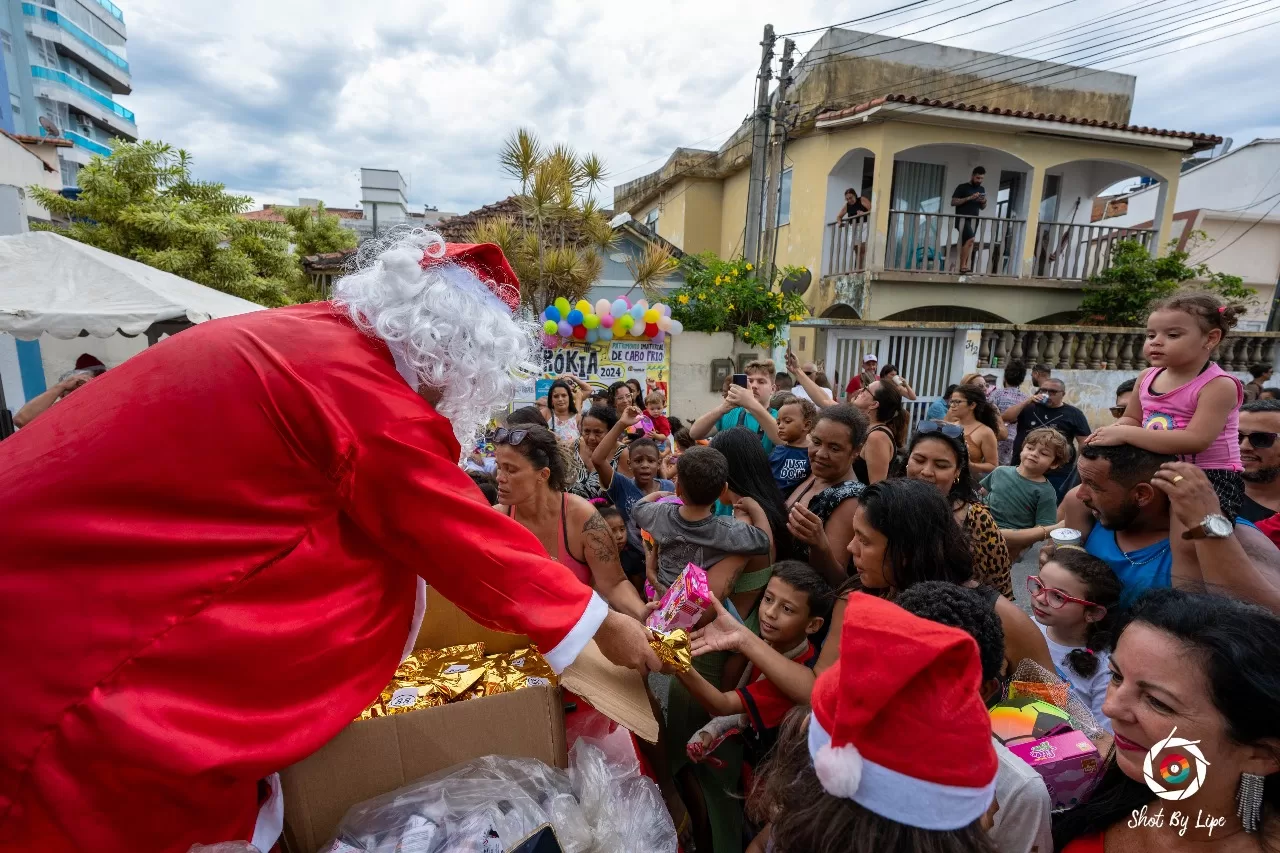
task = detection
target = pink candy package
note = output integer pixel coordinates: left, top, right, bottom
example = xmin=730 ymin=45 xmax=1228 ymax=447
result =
xmin=646 ymin=563 xmax=713 ymax=632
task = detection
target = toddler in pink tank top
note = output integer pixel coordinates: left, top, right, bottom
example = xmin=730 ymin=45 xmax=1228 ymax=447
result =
xmin=1087 ymin=293 xmax=1244 ymax=518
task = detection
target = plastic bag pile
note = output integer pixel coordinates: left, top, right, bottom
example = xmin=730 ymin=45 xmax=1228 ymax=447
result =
xmin=325 ymin=741 xmax=676 ymax=853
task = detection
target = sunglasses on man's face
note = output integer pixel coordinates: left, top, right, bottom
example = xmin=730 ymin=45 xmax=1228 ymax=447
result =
xmin=917 ymin=420 xmax=964 ymax=438
xmin=1109 ymin=405 xmax=1127 ymax=418
xmin=1241 ymin=431 xmax=1280 ymax=450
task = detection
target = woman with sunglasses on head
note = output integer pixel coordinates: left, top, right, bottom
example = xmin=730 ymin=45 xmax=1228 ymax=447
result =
xmin=945 ymin=384 xmax=1002 ymax=478
xmin=495 ymin=424 xmax=650 ymax=621
xmin=902 ymin=421 xmax=1016 ymax=601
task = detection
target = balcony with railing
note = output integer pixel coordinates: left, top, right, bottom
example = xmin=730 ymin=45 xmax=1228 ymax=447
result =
xmin=974 ymin=325 xmax=1278 ymax=371
xmin=22 ymin=3 xmax=130 ymax=92
xmin=30 ymin=65 xmax=136 ymax=138
xmin=824 ymin=208 xmax=1157 ymax=284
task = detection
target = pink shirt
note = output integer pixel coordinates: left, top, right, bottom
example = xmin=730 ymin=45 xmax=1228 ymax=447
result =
xmin=1139 ymin=363 xmax=1243 ymax=470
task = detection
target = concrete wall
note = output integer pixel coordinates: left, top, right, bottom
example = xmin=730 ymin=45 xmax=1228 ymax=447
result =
xmin=668 ymin=331 xmax=772 ymax=421
xmin=719 ymin=167 xmax=750 ymax=258
xmin=0 ymin=134 xmax=61 ymax=223
xmin=791 ymin=29 xmax=1136 ymax=125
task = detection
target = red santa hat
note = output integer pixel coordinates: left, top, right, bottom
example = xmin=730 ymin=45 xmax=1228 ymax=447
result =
xmin=419 ymin=242 xmax=521 ymax=314
xmin=807 ymin=592 xmax=998 ymax=830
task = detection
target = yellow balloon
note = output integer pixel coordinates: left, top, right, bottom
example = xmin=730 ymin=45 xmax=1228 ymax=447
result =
xmin=643 ymin=309 xmax=659 ymax=324
xmin=575 ymin=300 xmax=591 ymax=314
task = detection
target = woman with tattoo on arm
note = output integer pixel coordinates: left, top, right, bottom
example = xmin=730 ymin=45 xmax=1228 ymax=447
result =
xmin=495 ymin=425 xmax=649 ymax=620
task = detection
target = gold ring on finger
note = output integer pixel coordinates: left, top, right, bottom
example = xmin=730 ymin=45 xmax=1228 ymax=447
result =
xmin=1172 ymin=475 xmax=1184 ymax=484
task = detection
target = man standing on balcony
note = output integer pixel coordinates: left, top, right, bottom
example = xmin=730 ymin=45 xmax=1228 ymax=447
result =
xmin=951 ymin=166 xmax=987 ymax=274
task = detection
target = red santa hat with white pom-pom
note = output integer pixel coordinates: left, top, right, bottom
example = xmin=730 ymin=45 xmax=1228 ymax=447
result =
xmin=419 ymin=242 xmax=521 ymax=314
xmin=807 ymin=592 xmax=999 ymax=830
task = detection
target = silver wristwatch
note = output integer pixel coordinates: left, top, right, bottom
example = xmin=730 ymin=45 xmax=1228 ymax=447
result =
xmin=1182 ymin=514 xmax=1232 ymax=541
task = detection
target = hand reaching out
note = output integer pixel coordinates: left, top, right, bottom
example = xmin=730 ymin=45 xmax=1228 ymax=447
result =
xmin=619 ymin=405 xmax=643 ymax=428
xmin=689 ymin=598 xmax=750 ymax=656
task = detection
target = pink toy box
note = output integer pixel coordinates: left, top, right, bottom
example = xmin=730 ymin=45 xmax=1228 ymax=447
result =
xmin=1008 ymin=730 xmax=1103 ymax=810
xmin=646 ymin=563 xmax=712 ymax=633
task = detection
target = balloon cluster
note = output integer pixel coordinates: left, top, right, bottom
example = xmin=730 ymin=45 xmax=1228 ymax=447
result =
xmin=540 ymin=297 xmax=684 ymax=348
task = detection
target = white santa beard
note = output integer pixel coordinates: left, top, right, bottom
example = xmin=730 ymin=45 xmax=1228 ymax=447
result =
xmin=334 ymin=229 xmax=538 ymax=450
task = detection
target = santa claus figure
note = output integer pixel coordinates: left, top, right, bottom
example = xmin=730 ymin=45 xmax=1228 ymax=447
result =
xmin=0 ymin=229 xmax=658 ymax=852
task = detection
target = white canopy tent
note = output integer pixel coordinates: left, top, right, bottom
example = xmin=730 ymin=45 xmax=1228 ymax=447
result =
xmin=0 ymin=232 xmax=267 ymax=437
xmin=0 ymin=231 xmax=265 ymax=340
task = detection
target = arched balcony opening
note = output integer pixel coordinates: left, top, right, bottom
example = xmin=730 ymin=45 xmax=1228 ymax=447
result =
xmin=884 ymin=143 xmax=1036 ymax=277
xmin=1032 ymin=159 xmax=1168 ymax=281
xmin=822 ymin=148 xmax=877 ymax=277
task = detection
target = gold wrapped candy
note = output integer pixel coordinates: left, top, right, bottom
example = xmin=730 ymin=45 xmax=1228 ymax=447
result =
xmin=649 ymin=629 xmax=691 ymax=674
xmin=357 ymin=644 xmax=560 ymax=720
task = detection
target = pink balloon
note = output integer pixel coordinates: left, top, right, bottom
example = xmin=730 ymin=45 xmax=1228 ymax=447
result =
xmin=600 ymin=313 xmax=614 ymax=328
xmin=541 ymin=333 xmax=558 ymax=348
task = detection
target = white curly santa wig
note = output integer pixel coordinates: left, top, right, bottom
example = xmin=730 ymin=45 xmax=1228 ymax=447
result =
xmin=332 ymin=227 xmax=538 ymax=450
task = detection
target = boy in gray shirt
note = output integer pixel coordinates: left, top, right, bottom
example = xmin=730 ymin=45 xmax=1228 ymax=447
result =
xmin=631 ymin=446 xmax=771 ymax=593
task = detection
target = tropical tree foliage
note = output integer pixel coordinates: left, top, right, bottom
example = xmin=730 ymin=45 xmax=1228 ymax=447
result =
xmin=284 ymin=202 xmax=357 ymax=259
xmin=30 ymin=141 xmax=301 ymax=306
xmin=669 ymin=253 xmax=810 ymax=348
xmin=471 ymin=128 xmax=674 ymax=311
xmin=1080 ymin=235 xmax=1255 ymax=327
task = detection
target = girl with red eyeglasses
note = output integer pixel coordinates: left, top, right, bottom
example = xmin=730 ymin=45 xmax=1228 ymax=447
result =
xmin=1027 ymin=548 xmax=1123 ymax=732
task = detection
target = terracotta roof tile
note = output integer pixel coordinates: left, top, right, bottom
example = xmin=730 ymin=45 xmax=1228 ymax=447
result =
xmin=815 ymin=94 xmax=1221 ymax=144
xmin=2 ymin=129 xmax=73 ymax=148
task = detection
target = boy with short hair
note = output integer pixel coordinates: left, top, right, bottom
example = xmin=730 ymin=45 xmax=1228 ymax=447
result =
xmin=981 ymin=427 xmax=1068 ymax=555
xmin=689 ymin=359 xmax=781 ymax=452
xmin=673 ymin=561 xmax=832 ymax=759
xmin=768 ymin=395 xmax=817 ymax=496
xmin=631 ymin=446 xmax=771 ymax=596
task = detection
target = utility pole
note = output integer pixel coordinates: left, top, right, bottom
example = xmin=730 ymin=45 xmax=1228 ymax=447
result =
xmin=743 ymin=24 xmax=775 ymax=270
xmin=760 ymin=37 xmax=796 ymax=285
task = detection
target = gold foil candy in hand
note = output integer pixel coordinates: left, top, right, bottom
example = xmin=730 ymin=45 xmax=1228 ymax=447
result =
xmin=649 ymin=629 xmax=691 ymax=673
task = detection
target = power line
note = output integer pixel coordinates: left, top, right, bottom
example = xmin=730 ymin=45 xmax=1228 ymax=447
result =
xmin=616 ymin=2 xmax=1276 ymax=225
xmin=926 ymin=0 xmax=1280 ymax=107
xmin=778 ymin=0 xmax=1172 ymax=115
xmin=793 ymin=0 xmax=1020 ymax=73
xmin=786 ymin=0 xmax=1263 ymax=116
xmin=1196 ymin=193 xmax=1280 ymax=262
xmin=778 ymin=0 xmax=953 ymax=37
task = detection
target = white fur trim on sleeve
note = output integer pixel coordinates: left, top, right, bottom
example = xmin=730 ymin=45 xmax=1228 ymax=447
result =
xmin=807 ymin=713 xmax=997 ymax=831
xmin=543 ymin=592 xmax=608 ymax=674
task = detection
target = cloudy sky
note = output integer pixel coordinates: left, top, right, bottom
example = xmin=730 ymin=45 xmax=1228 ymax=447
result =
xmin=114 ymin=0 xmax=1280 ymax=215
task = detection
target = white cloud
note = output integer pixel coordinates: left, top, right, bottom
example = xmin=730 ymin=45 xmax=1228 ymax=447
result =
xmin=113 ymin=0 xmax=1280 ymax=215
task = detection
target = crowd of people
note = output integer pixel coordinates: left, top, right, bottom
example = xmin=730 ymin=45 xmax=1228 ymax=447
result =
xmin=8 ymin=226 xmax=1280 ymax=853
xmin=461 ymin=286 xmax=1280 ymax=853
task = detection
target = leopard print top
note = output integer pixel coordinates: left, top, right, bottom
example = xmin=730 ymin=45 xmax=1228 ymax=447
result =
xmin=963 ymin=501 xmax=1014 ymax=601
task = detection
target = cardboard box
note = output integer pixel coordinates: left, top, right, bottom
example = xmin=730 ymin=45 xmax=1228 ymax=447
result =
xmin=1008 ymin=730 xmax=1102 ymax=810
xmin=280 ymin=589 xmax=656 ymax=853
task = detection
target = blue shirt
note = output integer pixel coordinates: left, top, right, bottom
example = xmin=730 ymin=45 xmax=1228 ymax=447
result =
xmin=770 ymin=445 xmax=811 ymax=494
xmin=1086 ymin=518 xmax=1254 ymax=609
xmin=716 ymin=407 xmax=778 ymax=453
xmin=607 ymin=473 xmax=675 ymax=551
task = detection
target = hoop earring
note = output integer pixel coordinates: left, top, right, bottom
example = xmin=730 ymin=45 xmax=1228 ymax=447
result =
xmin=1238 ymin=772 xmax=1265 ymax=833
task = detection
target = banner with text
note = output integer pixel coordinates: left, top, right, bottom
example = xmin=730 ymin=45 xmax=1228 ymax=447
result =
xmin=515 ymin=341 xmax=670 ymax=407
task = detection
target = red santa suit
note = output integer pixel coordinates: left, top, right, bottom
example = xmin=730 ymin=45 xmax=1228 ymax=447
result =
xmin=0 ymin=250 xmax=608 ymax=852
